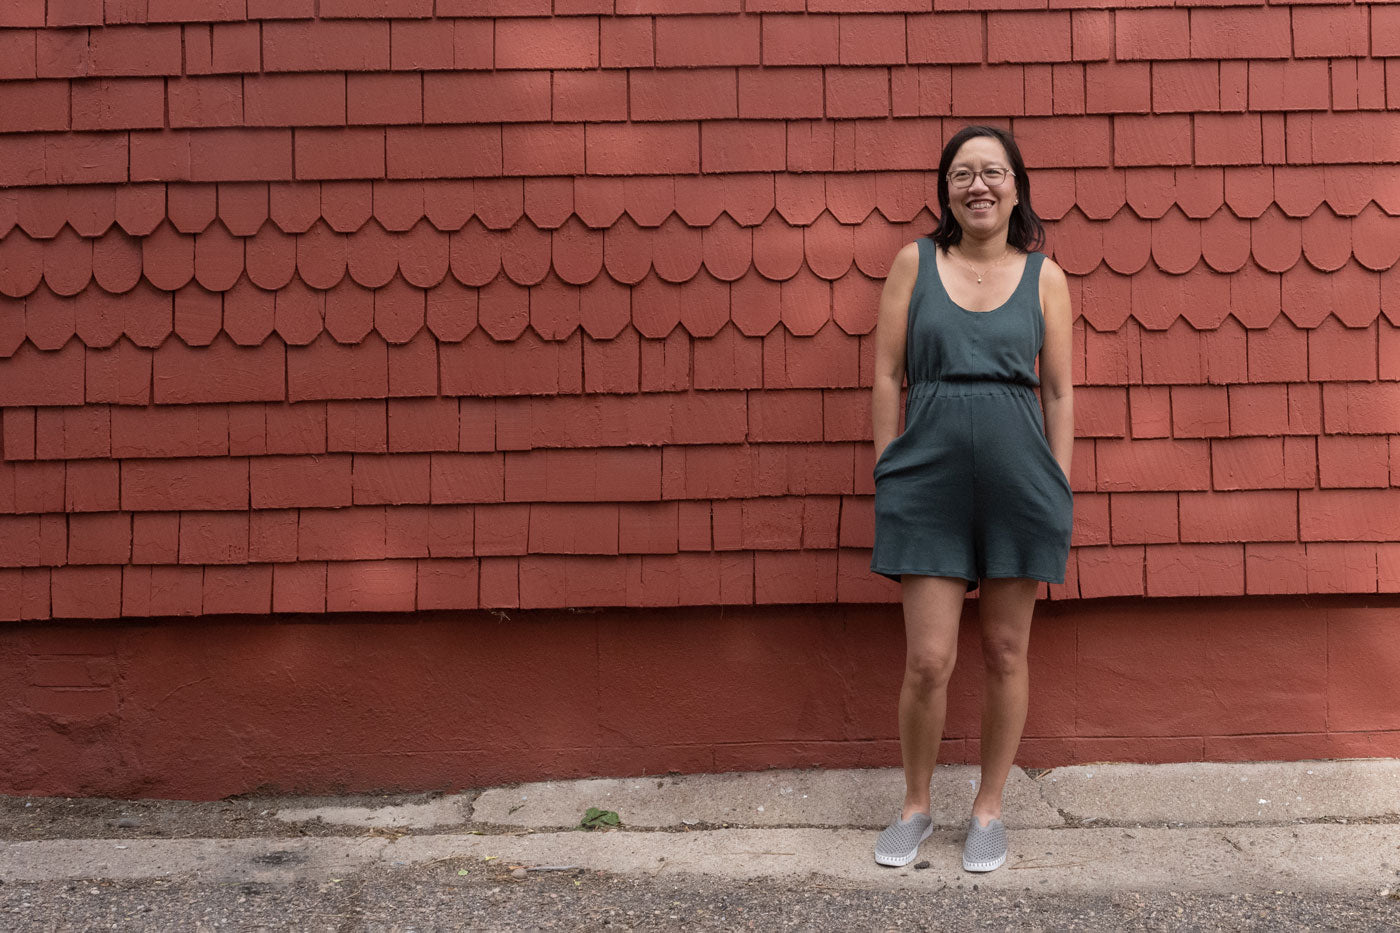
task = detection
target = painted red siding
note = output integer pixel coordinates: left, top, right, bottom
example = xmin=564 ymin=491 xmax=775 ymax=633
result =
xmin=1 ymin=3 xmax=1397 ymax=616
xmin=3 ymin=598 xmax=1398 ymax=799
xmin=0 ymin=1 xmax=1397 ymax=794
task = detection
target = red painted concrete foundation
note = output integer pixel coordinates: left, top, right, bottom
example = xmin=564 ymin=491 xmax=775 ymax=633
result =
xmin=3 ymin=596 xmax=1398 ymax=800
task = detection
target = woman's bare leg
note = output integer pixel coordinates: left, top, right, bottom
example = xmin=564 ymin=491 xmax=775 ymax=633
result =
xmin=971 ymin=577 xmax=1040 ymax=822
xmin=898 ymin=574 xmax=969 ymax=819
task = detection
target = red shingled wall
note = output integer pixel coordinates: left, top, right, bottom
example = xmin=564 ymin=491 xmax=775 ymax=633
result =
xmin=1 ymin=0 xmax=1398 ymax=796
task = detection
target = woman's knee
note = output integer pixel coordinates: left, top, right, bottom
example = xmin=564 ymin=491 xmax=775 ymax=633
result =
xmin=904 ymin=648 xmax=957 ymax=692
xmin=981 ymin=636 xmax=1028 ymax=678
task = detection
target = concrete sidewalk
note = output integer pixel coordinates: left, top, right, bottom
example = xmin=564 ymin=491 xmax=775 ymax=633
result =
xmin=3 ymin=760 xmax=1399 ymax=898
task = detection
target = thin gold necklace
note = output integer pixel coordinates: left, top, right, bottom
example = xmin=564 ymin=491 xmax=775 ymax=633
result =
xmin=954 ymin=246 xmax=1012 ymax=285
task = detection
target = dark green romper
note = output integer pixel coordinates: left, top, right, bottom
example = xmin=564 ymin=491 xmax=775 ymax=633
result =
xmin=870 ymin=240 xmax=1073 ymax=589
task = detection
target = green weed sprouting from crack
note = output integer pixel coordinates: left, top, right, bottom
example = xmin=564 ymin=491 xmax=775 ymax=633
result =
xmin=579 ymin=807 xmax=622 ymax=831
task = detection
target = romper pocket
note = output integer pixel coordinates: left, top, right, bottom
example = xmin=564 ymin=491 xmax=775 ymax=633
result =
xmin=1037 ymin=428 xmax=1072 ymax=496
xmin=1019 ymin=396 xmax=1072 ymax=494
xmin=875 ymin=391 xmax=933 ymax=478
xmin=873 ymin=432 xmax=905 ymax=478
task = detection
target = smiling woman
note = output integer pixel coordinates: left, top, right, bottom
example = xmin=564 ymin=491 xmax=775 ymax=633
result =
xmin=868 ymin=125 xmax=1074 ymax=875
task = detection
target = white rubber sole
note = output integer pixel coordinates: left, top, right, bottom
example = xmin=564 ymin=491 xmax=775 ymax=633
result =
xmin=874 ymin=823 xmax=933 ymax=867
xmin=962 ymin=851 xmax=1007 ymax=872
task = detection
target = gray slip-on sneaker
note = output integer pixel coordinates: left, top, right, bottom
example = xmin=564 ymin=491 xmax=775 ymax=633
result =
xmin=874 ymin=811 xmax=933 ymax=867
xmin=962 ymin=816 xmax=1007 ymax=872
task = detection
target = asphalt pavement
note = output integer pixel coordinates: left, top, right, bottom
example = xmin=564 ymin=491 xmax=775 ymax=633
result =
xmin=2 ymin=760 xmax=1398 ymax=931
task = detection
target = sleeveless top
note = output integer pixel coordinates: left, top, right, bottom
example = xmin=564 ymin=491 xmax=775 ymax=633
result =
xmin=904 ymin=241 xmax=1045 ymax=387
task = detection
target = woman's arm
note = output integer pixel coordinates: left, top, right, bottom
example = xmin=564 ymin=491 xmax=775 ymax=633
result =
xmin=872 ymin=242 xmax=920 ymax=461
xmin=1038 ymin=258 xmax=1074 ymax=481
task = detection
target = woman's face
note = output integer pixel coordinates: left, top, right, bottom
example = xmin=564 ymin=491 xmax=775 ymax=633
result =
xmin=946 ymin=136 xmax=1017 ymax=242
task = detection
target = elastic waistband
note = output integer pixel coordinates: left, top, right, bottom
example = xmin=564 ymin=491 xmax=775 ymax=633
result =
xmin=908 ymin=379 xmax=1038 ymax=399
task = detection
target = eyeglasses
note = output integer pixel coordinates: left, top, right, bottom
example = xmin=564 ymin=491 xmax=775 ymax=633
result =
xmin=947 ymin=167 xmax=1013 ymax=189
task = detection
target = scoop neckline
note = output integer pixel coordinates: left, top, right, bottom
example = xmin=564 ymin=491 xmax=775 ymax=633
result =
xmin=932 ymin=244 xmax=1031 ymax=315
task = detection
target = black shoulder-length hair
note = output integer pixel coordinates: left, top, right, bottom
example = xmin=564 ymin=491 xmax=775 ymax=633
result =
xmin=931 ymin=124 xmax=1045 ymax=254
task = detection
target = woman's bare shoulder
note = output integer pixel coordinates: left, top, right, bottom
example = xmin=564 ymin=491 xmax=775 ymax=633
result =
xmin=888 ymin=240 xmax=922 ymax=280
xmin=1037 ymin=254 xmax=1068 ymax=287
